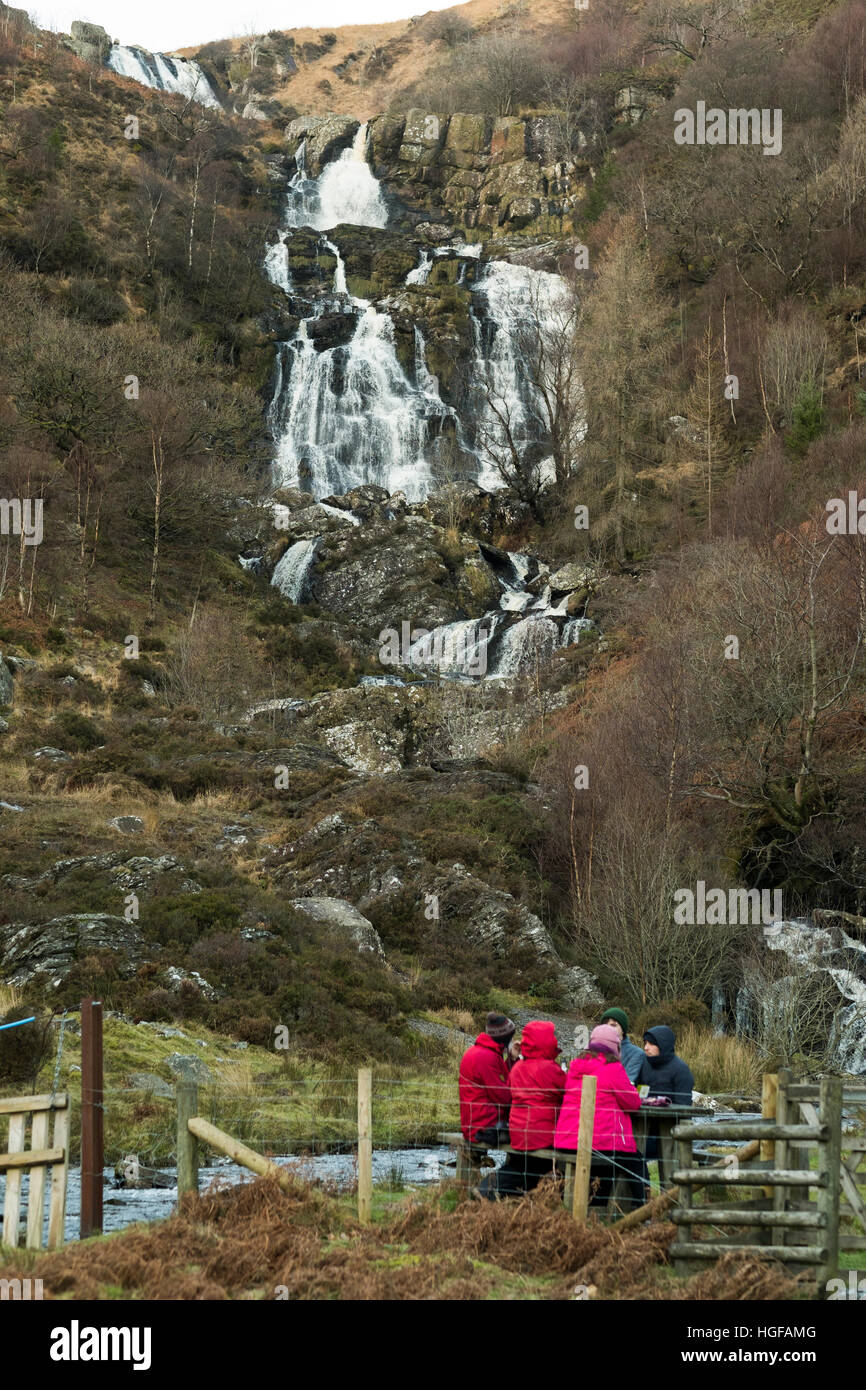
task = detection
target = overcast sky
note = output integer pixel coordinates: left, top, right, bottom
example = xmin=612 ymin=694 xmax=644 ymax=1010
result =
xmin=34 ymin=1 xmax=460 ymax=53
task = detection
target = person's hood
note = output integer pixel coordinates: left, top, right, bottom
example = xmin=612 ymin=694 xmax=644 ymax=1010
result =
xmin=644 ymin=1025 xmax=676 ymax=1061
xmin=474 ymin=1032 xmax=506 ymax=1052
xmin=519 ymin=1020 xmax=560 ymax=1060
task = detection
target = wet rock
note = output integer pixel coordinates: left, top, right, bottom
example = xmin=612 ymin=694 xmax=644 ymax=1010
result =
xmin=415 ymin=222 xmax=456 ymax=244
xmin=115 ymin=1155 xmax=175 ymax=1189
xmin=30 ymin=746 xmax=70 ymax=762
xmin=305 ymin=310 xmax=358 ymax=352
xmin=1 ymin=914 xmax=150 ymax=986
xmin=285 ymin=115 xmax=359 ymax=173
xmin=108 ymin=815 xmax=145 ymax=835
xmin=289 ymin=896 xmax=386 ymax=956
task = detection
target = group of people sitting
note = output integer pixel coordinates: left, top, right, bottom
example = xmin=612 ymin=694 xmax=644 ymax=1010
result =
xmin=458 ymin=1008 xmax=695 ymax=1208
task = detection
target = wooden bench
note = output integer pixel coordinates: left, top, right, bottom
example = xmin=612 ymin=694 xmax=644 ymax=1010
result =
xmin=437 ymin=1131 xmax=639 ymax=1212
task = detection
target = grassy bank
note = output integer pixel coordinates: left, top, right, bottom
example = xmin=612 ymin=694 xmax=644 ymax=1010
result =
xmin=0 ymin=1173 xmax=806 ymax=1301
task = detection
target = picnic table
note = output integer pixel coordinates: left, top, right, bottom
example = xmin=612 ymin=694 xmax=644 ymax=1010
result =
xmin=438 ymin=1103 xmax=713 ymax=1210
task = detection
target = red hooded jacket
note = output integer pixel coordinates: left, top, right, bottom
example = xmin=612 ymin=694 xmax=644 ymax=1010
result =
xmin=459 ymin=1033 xmax=512 ymax=1141
xmin=508 ymin=1021 xmax=566 ymax=1151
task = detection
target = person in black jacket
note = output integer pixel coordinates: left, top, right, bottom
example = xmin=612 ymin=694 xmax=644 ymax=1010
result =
xmin=640 ymin=1025 xmax=694 ymax=1104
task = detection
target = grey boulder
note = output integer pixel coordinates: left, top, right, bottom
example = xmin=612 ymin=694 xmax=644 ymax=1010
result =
xmin=289 ymin=897 xmax=385 ymax=957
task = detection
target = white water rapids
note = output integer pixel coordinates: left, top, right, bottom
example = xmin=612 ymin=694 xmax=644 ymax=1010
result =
xmin=107 ymin=45 xmax=222 ymax=108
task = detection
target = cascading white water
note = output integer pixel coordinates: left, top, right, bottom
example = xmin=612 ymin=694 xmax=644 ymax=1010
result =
xmin=264 ymin=235 xmax=292 ymax=292
xmin=107 ymin=45 xmax=222 ymax=108
xmin=754 ymin=919 xmax=866 ymax=1074
xmin=406 ymin=250 xmax=433 ymax=286
xmin=271 ymin=306 xmax=449 ymax=500
xmin=322 ymin=238 xmax=349 ymax=296
xmin=491 ymin=616 xmax=561 ymax=678
xmin=271 ymin=537 xmax=319 ymax=603
xmin=268 ymin=127 xmax=454 ymax=501
xmin=470 ymin=261 xmax=577 ymax=490
xmin=406 ymin=616 xmax=501 ymax=678
xmin=279 ymin=124 xmax=388 ymax=233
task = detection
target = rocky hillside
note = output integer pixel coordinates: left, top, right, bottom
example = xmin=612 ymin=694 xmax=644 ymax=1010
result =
xmin=2 ymin=0 xmax=866 ymax=1090
xmin=181 ymin=0 xmax=580 ymax=121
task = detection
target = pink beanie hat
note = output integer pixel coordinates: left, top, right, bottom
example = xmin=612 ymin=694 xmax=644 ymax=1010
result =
xmin=589 ymin=1024 xmax=622 ymax=1058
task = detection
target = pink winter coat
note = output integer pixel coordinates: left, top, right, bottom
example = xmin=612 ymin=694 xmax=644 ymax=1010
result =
xmin=553 ymin=1054 xmax=642 ymax=1153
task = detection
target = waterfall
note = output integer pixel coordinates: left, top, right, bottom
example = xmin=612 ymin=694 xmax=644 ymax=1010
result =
xmin=490 ymin=616 xmax=561 ymax=678
xmin=470 ymin=261 xmax=576 ymax=489
xmin=268 ymin=129 xmax=455 ymax=501
xmin=406 ymin=250 xmax=433 ymax=286
xmin=264 ymin=235 xmax=292 ymax=292
xmin=271 ymin=537 xmax=320 ymax=603
xmin=271 ymin=306 xmax=452 ymax=500
xmin=322 ymin=238 xmax=348 ymax=296
xmin=406 ymin=616 xmax=501 ymax=678
xmin=280 ymin=124 xmax=387 ymax=233
xmin=107 ymin=45 xmax=222 ymax=108
xmin=737 ymin=918 xmax=866 ymax=1074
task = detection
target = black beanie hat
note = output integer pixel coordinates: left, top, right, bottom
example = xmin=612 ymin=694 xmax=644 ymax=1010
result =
xmin=486 ymin=1012 xmax=516 ymax=1042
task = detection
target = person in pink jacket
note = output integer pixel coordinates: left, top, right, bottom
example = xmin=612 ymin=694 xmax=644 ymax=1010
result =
xmin=554 ymin=1023 xmax=645 ymax=1211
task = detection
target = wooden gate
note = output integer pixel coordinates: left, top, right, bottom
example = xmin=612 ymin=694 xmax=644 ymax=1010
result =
xmin=0 ymin=1091 xmax=70 ymax=1250
xmin=670 ymin=1070 xmax=865 ymax=1290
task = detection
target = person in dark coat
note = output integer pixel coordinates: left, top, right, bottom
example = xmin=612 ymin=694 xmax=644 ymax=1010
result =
xmin=641 ymin=1025 xmax=695 ymax=1103
xmin=458 ymin=1013 xmax=516 ymax=1146
xmin=479 ymin=1020 xmax=565 ymax=1198
xmin=599 ymin=1007 xmax=645 ymax=1084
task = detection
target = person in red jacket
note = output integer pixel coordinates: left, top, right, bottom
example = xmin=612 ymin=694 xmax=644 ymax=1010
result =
xmin=553 ymin=1023 xmax=645 ymax=1211
xmin=479 ymin=1019 xmax=565 ymax=1198
xmin=458 ymin=1013 xmax=516 ymax=1146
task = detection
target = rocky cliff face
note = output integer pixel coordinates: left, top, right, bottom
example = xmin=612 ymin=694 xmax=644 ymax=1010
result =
xmin=285 ymin=108 xmax=594 ymax=240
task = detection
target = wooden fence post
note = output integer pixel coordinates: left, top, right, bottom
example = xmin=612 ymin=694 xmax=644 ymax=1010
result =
xmin=357 ymin=1068 xmax=372 ymax=1225
xmin=818 ymin=1076 xmax=842 ymax=1289
xmin=761 ymin=1072 xmax=778 ymax=1202
xmin=176 ymin=1081 xmax=199 ymax=1200
xmin=572 ymin=1074 xmax=597 ymax=1223
xmin=80 ymin=997 xmax=103 ymax=1239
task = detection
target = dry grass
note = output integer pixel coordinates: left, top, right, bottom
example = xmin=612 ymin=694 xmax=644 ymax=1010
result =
xmin=679 ymin=1024 xmax=763 ymax=1097
xmin=0 ymin=984 xmax=21 ymax=1015
xmin=0 ymin=1174 xmax=806 ymax=1301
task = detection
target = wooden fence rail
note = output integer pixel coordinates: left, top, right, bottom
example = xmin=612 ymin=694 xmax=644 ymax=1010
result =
xmin=670 ymin=1069 xmax=864 ymax=1289
xmin=0 ymin=1091 xmax=70 ymax=1250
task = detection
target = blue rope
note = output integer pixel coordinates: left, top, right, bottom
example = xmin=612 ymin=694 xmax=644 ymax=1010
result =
xmin=0 ymin=1016 xmax=36 ymax=1031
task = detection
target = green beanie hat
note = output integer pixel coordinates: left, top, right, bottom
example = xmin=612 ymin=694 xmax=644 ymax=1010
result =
xmin=601 ymin=1007 xmax=629 ymax=1035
